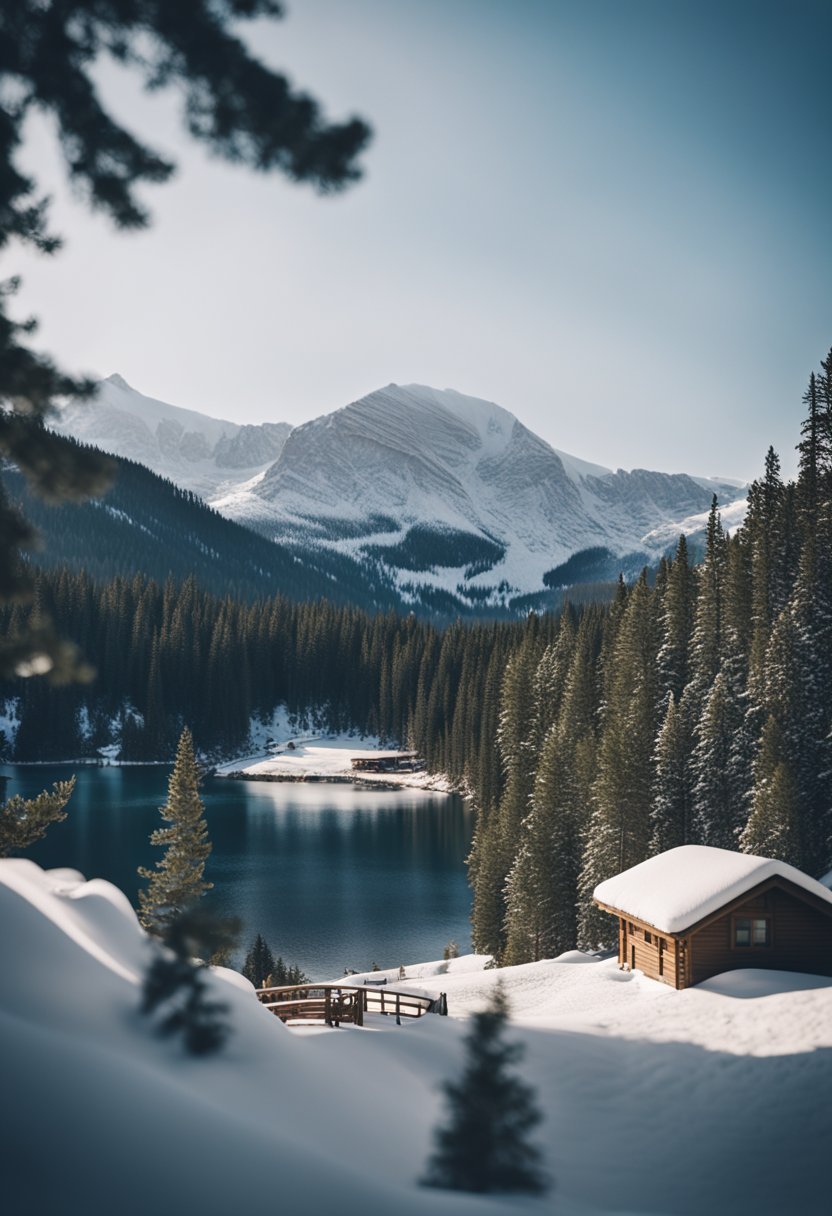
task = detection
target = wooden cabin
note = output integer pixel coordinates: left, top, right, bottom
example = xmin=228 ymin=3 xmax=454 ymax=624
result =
xmin=593 ymin=845 xmax=832 ymax=989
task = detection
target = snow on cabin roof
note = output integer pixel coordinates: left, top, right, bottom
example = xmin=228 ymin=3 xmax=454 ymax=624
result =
xmin=593 ymin=845 xmax=832 ymax=935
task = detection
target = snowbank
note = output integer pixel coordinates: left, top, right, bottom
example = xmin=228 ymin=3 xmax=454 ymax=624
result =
xmin=593 ymin=844 xmax=832 ymax=933
xmin=3 ymin=860 xmax=832 ymax=1216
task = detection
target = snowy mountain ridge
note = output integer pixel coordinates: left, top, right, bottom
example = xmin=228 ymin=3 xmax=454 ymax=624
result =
xmin=54 ymin=377 xmax=748 ymax=609
xmin=53 ymin=374 xmax=292 ymax=499
xmin=217 ymin=383 xmax=747 ymax=605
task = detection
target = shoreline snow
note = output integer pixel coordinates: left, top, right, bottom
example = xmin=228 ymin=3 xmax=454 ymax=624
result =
xmin=213 ymin=732 xmax=458 ymax=794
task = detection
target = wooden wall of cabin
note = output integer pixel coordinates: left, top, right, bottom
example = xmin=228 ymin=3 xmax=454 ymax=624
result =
xmin=689 ymin=886 xmax=832 ymax=986
xmin=619 ymin=917 xmax=679 ymax=988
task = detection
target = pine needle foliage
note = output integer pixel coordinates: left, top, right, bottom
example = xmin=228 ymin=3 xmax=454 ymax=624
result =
xmin=138 ymin=726 xmax=212 ymax=932
xmin=0 ymin=777 xmax=75 ymax=856
xmin=141 ymin=906 xmax=239 ymax=1057
xmin=422 ymin=983 xmax=549 ymax=1196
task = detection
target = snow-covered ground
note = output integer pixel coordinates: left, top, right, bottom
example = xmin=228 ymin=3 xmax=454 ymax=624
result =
xmin=215 ymin=729 xmax=454 ymax=792
xmin=3 ymin=860 xmax=830 ymax=1216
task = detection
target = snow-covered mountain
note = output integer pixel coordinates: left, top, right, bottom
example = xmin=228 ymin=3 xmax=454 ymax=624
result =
xmin=55 ymin=378 xmax=747 ymax=610
xmin=53 ymin=374 xmax=291 ymax=499
xmin=214 ymin=384 xmax=746 ymax=606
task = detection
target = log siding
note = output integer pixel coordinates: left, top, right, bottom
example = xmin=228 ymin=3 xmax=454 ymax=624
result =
xmin=598 ymin=876 xmax=832 ymax=990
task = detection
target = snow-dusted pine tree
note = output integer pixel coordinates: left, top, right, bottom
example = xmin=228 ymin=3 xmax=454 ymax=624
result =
xmin=138 ymin=726 xmax=212 ymax=931
xmin=578 ymin=573 xmax=658 ymax=948
xmin=650 ymin=694 xmax=691 ymax=852
xmin=740 ymin=717 xmax=802 ymax=864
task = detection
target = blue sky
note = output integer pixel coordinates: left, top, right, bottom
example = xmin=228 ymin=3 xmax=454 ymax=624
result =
xmin=12 ymin=0 xmax=831 ymax=480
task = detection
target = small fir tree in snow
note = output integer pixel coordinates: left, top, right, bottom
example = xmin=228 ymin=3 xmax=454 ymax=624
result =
xmin=0 ymin=777 xmax=74 ymax=856
xmin=138 ymin=726 xmax=212 ymax=932
xmin=242 ymin=933 xmax=276 ymax=988
xmin=141 ymin=906 xmax=238 ymax=1056
xmin=421 ymin=983 xmax=548 ymax=1195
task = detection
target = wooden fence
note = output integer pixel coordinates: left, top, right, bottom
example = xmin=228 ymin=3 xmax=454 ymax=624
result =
xmin=255 ymin=982 xmax=446 ymax=1026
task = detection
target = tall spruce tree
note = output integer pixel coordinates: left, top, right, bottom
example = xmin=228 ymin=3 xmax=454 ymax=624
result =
xmin=650 ymin=694 xmax=691 ymax=851
xmin=740 ymin=717 xmax=802 ymax=865
xmin=578 ymin=572 xmax=658 ymax=948
xmin=421 ymin=983 xmax=548 ymax=1196
xmin=138 ymin=726 xmax=212 ymax=931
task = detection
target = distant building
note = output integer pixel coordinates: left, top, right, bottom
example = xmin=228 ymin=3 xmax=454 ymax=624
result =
xmin=593 ymin=845 xmax=832 ymax=989
xmin=350 ymin=751 xmax=423 ymax=773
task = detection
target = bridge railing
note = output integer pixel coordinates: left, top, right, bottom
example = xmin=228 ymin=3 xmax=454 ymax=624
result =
xmin=255 ymin=982 xmax=444 ymax=1026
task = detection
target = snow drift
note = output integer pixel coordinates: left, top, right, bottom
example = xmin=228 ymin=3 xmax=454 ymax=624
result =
xmin=3 ymin=859 xmax=831 ymax=1216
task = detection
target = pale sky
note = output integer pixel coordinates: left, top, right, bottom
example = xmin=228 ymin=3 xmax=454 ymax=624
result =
xmin=10 ymin=0 xmax=831 ymax=481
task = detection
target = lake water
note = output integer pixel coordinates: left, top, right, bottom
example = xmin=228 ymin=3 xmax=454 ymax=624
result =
xmin=1 ymin=764 xmax=474 ymax=980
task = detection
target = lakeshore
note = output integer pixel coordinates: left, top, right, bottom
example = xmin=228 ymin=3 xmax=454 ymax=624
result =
xmin=213 ymin=733 xmax=457 ymax=794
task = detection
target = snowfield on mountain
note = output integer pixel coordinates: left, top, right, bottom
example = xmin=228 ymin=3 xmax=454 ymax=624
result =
xmin=55 ymin=378 xmax=747 ymax=607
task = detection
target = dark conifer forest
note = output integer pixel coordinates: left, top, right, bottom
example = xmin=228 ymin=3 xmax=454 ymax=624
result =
xmin=3 ymin=349 xmax=831 ymax=961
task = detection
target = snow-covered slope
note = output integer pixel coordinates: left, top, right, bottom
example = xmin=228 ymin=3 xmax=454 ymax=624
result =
xmin=3 ymin=859 xmax=830 ymax=1216
xmin=53 ymin=374 xmax=291 ymax=499
xmin=215 ymin=384 xmax=746 ymax=604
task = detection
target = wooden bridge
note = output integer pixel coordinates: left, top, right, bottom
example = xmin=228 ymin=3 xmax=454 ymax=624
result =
xmin=255 ymin=982 xmax=447 ymax=1027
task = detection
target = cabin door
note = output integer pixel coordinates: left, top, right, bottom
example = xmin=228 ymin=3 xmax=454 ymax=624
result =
xmin=630 ymin=944 xmax=635 ymax=971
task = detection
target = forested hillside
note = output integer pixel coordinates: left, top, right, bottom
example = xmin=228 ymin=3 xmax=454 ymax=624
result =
xmin=4 ymin=351 xmax=830 ymax=967
xmin=5 ymin=440 xmax=404 ymax=609
xmin=1 ymin=569 xmax=552 ymax=776
xmin=470 ymin=349 xmax=832 ymax=959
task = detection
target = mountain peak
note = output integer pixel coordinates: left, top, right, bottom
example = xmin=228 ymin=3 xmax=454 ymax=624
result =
xmin=105 ymin=373 xmax=131 ymax=391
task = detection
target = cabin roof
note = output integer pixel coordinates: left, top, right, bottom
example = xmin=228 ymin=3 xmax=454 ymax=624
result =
xmin=349 ymin=751 xmax=418 ymax=761
xmin=593 ymin=845 xmax=832 ymax=935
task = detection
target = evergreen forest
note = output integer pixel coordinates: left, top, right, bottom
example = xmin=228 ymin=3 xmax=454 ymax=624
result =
xmin=3 ymin=349 xmax=830 ymax=960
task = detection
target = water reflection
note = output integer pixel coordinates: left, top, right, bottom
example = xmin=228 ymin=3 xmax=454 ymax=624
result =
xmin=2 ymin=765 xmax=474 ymax=979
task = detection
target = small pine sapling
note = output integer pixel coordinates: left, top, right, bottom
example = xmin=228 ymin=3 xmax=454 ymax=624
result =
xmin=242 ymin=933 xmax=276 ymax=988
xmin=141 ymin=906 xmax=240 ymax=1056
xmin=422 ymin=982 xmax=549 ymax=1195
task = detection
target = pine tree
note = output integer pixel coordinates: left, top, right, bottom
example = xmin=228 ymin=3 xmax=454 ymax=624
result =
xmin=650 ymin=695 xmax=691 ymax=851
xmin=141 ymin=906 xmax=237 ymax=1056
xmin=740 ymin=718 xmax=802 ymax=864
xmin=657 ymin=534 xmax=695 ymax=702
xmin=242 ymin=934 xmax=276 ymax=989
xmin=421 ymin=983 xmax=548 ymax=1195
xmin=578 ymin=573 xmax=658 ymax=948
xmin=138 ymin=726 xmax=213 ymax=931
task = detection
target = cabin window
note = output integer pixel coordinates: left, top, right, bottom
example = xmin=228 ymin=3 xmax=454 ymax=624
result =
xmin=629 ymin=922 xmax=635 ymax=934
xmin=644 ymin=931 xmax=652 ymax=945
xmin=733 ymin=916 xmax=770 ymax=948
